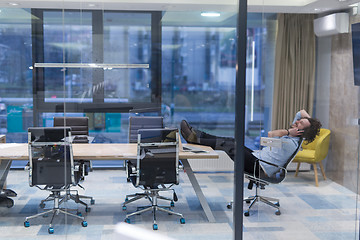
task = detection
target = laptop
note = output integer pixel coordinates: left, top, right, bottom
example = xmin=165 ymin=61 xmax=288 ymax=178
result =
xmin=179 ymin=137 xmax=208 ymax=153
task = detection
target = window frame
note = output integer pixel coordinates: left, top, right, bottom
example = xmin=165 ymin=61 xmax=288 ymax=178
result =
xmin=31 ymin=9 xmax=163 ymax=125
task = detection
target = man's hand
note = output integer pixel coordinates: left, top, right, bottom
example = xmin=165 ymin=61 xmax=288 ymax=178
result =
xmin=288 ymin=128 xmax=304 ymax=137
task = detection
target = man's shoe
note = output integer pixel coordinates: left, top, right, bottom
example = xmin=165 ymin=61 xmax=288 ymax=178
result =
xmin=180 ymin=120 xmax=199 ymax=143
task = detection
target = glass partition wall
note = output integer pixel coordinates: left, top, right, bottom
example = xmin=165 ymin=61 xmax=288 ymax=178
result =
xmin=246 ymin=2 xmax=360 ymax=240
xmin=0 ymin=2 xmax=240 ymax=239
xmin=1 ymin=0 xmax=360 ymax=239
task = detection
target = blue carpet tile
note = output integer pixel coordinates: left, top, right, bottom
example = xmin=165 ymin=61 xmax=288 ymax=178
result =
xmin=0 ymin=170 xmax=359 ymax=239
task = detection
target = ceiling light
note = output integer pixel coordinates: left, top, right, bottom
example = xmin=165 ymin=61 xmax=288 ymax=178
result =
xmin=8 ymin=2 xmax=19 ymax=6
xmin=201 ymin=12 xmax=221 ymax=17
xmin=88 ymin=4 xmax=96 ymax=7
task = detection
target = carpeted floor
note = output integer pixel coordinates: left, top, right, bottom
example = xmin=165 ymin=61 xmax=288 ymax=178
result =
xmin=0 ymin=169 xmax=359 ymax=239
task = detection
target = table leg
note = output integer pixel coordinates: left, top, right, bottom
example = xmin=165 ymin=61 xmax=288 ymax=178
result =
xmin=0 ymin=160 xmax=12 ymax=191
xmin=181 ymin=159 xmax=216 ymax=223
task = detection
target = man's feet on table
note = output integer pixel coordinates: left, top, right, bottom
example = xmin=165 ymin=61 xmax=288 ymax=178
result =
xmin=180 ymin=120 xmax=199 ymax=144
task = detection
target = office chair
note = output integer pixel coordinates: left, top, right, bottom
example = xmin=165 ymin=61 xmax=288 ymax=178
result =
xmin=124 ymin=116 xmax=176 ymax=205
xmin=123 ymin=128 xmax=185 ymax=230
xmin=24 ymin=127 xmax=87 ymax=234
xmin=293 ymin=128 xmax=331 ymax=186
xmin=53 ymin=116 xmax=94 ymax=209
xmin=128 ymin=116 xmax=164 ymax=143
xmin=241 ymin=138 xmax=304 ymax=216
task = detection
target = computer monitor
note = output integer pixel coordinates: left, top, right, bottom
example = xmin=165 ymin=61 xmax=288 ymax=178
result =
xmin=28 ymin=127 xmax=71 ymax=142
xmin=138 ymin=128 xmax=178 ymax=143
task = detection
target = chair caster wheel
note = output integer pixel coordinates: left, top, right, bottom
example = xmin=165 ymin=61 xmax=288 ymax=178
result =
xmin=81 ymin=221 xmax=88 ymax=227
xmin=0 ymin=197 xmax=14 ymax=208
xmin=227 ymin=203 xmax=232 ymax=209
xmin=180 ymin=218 xmax=185 ymax=224
xmin=122 ymin=205 xmax=127 ymax=211
xmin=275 ymin=202 xmax=280 ymax=207
xmin=77 ymin=212 xmax=82 ymax=217
xmin=244 ymin=210 xmax=250 ymax=217
xmin=24 ymin=221 xmax=30 ymax=227
xmin=125 ymin=197 xmax=129 ymax=201
xmin=275 ymin=210 xmax=281 ymax=215
xmin=245 ymin=199 xmax=251 ymax=204
xmin=39 ymin=203 xmax=45 ymax=209
xmin=90 ymin=199 xmax=95 ymax=205
xmin=170 ymin=201 xmax=175 ymax=207
xmin=48 ymin=227 xmax=54 ymax=234
xmin=125 ymin=218 xmax=130 ymax=223
xmin=153 ymin=224 xmax=158 ymax=230
xmin=85 ymin=207 xmax=91 ymax=212
xmin=7 ymin=198 xmax=14 ymax=208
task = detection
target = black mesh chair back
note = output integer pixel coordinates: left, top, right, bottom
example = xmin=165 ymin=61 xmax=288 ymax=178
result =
xmin=53 ymin=117 xmax=89 ymax=143
xmin=136 ymin=128 xmax=179 ymax=188
xmin=128 ymin=116 xmax=163 ymax=143
xmin=28 ymin=127 xmax=76 ymax=187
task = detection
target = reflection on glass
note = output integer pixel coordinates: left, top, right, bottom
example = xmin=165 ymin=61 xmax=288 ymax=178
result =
xmin=103 ymin=12 xmax=151 ymax=102
xmin=0 ymin=8 xmax=32 ymax=143
xmin=43 ymin=11 xmax=93 ymax=101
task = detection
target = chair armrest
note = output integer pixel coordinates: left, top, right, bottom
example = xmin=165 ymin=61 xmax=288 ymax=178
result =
xmin=74 ymin=165 xmax=80 ymax=171
xmin=178 ymin=160 xmax=184 ymax=170
xmin=24 ymin=162 xmax=30 ymax=171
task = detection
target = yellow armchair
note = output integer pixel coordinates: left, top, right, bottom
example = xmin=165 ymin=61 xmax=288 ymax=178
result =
xmin=293 ymin=128 xmax=331 ymax=187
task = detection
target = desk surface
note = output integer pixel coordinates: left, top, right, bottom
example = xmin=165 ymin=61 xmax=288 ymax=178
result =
xmin=0 ymin=142 xmax=219 ymax=223
xmin=0 ymin=143 xmax=218 ymax=160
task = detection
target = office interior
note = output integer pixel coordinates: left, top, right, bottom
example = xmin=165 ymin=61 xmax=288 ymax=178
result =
xmin=0 ymin=0 xmax=360 ymax=239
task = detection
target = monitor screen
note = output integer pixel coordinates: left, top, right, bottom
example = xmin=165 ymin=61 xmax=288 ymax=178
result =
xmin=138 ymin=128 xmax=178 ymax=143
xmin=28 ymin=127 xmax=71 ymax=142
xmin=351 ymin=22 xmax=360 ymax=86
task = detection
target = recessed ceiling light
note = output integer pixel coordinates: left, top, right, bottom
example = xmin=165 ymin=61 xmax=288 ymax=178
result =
xmin=88 ymin=4 xmax=96 ymax=7
xmin=201 ymin=12 xmax=221 ymax=17
xmin=8 ymin=2 xmax=19 ymax=6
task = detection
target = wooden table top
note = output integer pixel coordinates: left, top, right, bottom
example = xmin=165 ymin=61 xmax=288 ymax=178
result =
xmin=0 ymin=143 xmax=218 ymax=160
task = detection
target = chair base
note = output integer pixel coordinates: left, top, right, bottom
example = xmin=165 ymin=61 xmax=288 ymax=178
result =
xmin=123 ymin=189 xmax=184 ymax=230
xmin=227 ymin=180 xmax=282 ymax=216
xmin=122 ymin=188 xmax=175 ymax=210
xmin=24 ymin=191 xmax=87 ymax=233
xmin=39 ymin=189 xmax=94 ymax=212
xmin=244 ymin=194 xmax=281 ymax=216
xmin=0 ymin=195 xmax=14 ymax=208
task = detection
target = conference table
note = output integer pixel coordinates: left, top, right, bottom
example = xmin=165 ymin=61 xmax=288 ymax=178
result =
xmin=0 ymin=142 xmax=218 ymax=223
